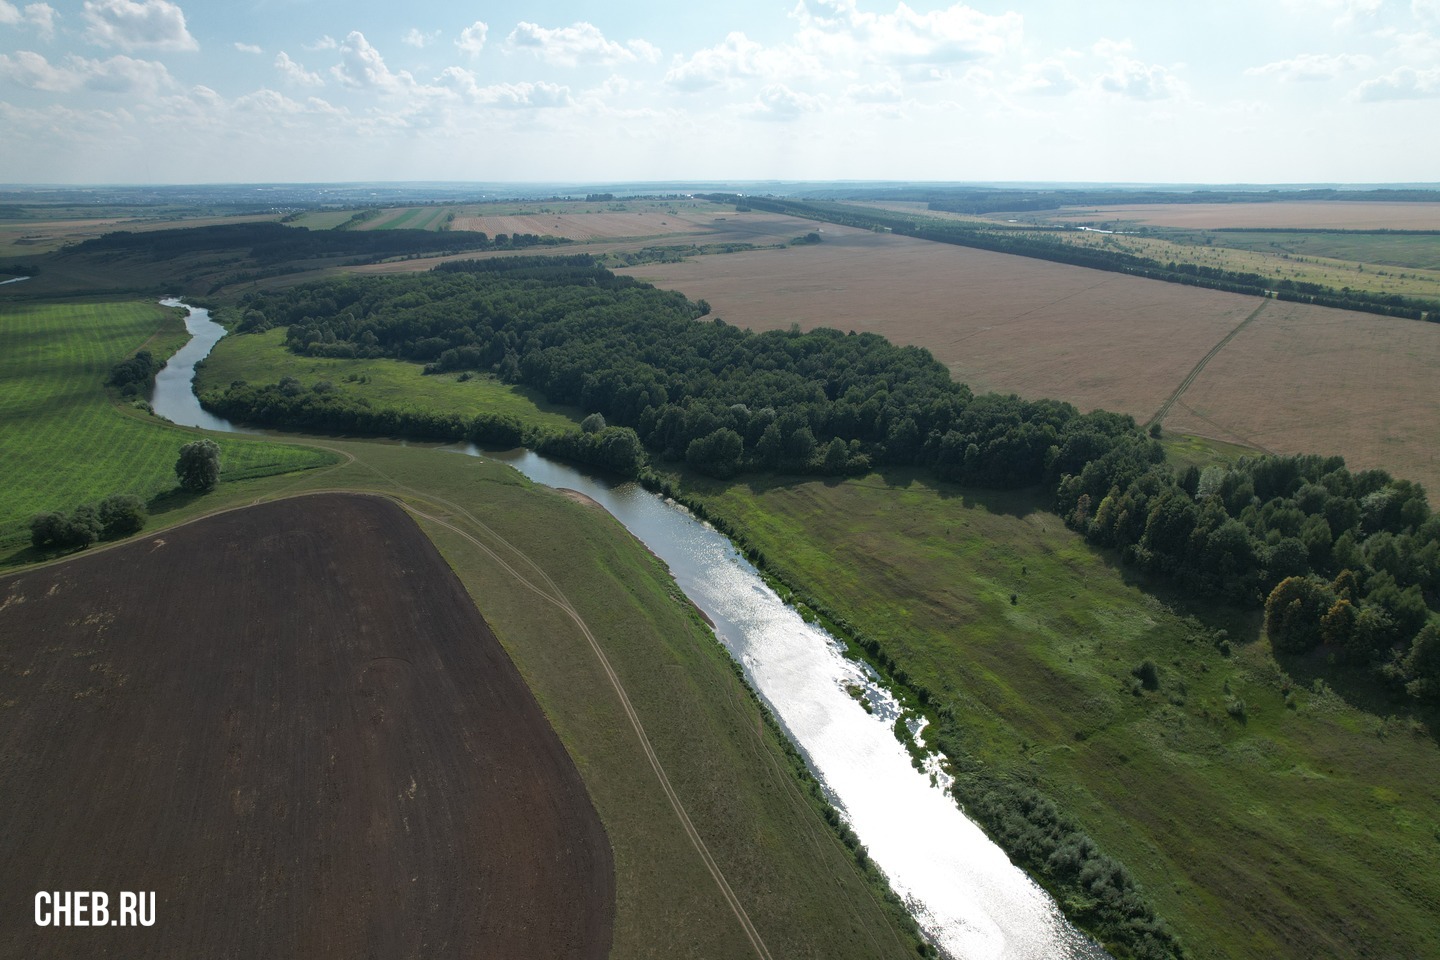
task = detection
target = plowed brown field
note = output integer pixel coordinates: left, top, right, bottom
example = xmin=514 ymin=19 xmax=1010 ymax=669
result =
xmin=0 ymin=494 xmax=613 ymax=960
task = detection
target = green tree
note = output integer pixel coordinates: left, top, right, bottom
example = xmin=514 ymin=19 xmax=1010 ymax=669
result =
xmin=176 ymin=439 xmax=222 ymax=493
xmin=1264 ymin=576 xmax=1333 ymax=653
xmin=98 ymin=494 xmax=147 ymax=539
xmin=686 ymin=428 xmax=744 ymax=479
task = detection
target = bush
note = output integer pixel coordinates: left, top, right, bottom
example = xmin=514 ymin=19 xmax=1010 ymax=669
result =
xmin=1131 ymin=660 xmax=1161 ymax=691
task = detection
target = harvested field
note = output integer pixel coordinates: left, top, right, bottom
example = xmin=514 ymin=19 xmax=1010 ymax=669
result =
xmin=622 ymin=233 xmax=1262 ymax=419
xmin=1165 ymin=298 xmax=1440 ymax=488
xmin=1045 ymin=201 xmax=1440 ymax=230
xmin=450 ymin=205 xmax=851 ymax=247
xmin=627 ymin=234 xmax=1440 ymax=490
xmin=0 ymin=494 xmax=613 ymax=960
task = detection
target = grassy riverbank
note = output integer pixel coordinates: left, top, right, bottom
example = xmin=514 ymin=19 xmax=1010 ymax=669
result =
xmin=678 ymin=469 xmax=1440 ymax=960
xmin=194 ymin=325 xmax=581 ymax=433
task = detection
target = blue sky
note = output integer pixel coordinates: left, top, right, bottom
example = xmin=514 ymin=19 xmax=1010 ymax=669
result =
xmin=1 ymin=0 xmax=1437 ymax=184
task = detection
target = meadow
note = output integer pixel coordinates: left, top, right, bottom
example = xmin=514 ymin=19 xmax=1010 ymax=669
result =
xmin=193 ymin=325 xmax=581 ymax=433
xmin=680 ymin=468 xmax=1440 ymax=960
xmin=0 ymin=300 xmax=335 ymax=553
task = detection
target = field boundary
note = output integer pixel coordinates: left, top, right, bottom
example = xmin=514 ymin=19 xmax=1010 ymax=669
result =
xmin=1147 ymin=298 xmax=1268 ymax=430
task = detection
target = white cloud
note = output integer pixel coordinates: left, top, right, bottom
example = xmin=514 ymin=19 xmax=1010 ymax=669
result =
xmin=1281 ymin=0 xmax=1383 ymax=29
xmin=0 ymin=49 xmax=78 ymax=91
xmin=403 ymin=28 xmax=439 ymax=48
xmin=0 ymin=1 xmax=56 ymax=40
xmin=1354 ymin=64 xmax=1440 ymax=99
xmin=794 ymin=0 xmax=1021 ymax=66
xmin=1013 ymin=57 xmax=1079 ymax=95
xmin=751 ymin=82 xmax=824 ymax=119
xmin=83 ymin=0 xmax=196 ymax=52
xmin=456 ymin=21 xmax=488 ymax=58
xmin=275 ymin=51 xmax=321 ymax=86
xmin=73 ymin=52 xmax=171 ymax=93
xmin=234 ymin=42 xmax=262 ymax=55
xmin=304 ymin=35 xmax=337 ymax=52
xmin=1099 ymin=58 xmax=1183 ymax=99
xmin=665 ymin=32 xmax=781 ymax=91
xmin=1093 ymin=40 xmax=1183 ymax=100
xmin=846 ymin=79 xmax=903 ymax=102
xmin=0 ymin=49 xmax=172 ymax=95
xmin=1245 ymin=52 xmax=1373 ymax=81
xmin=506 ymin=21 xmax=659 ymax=67
xmin=1416 ymin=0 xmax=1440 ymax=22
xmin=439 ymin=67 xmax=574 ymax=109
xmin=331 ymin=31 xmax=415 ymax=95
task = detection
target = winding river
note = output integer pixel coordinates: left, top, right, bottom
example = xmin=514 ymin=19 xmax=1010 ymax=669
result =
xmin=153 ymin=300 xmax=1108 ymax=960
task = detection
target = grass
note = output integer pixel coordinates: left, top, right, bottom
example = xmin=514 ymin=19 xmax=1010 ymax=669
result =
xmin=1160 ymin=432 xmax=1262 ymax=473
xmin=6 ymin=431 xmax=929 ymax=958
xmin=678 ymin=468 xmax=1440 ymax=960
xmin=195 ymin=325 xmax=582 ymax=434
xmin=0 ymin=300 xmax=336 ymax=551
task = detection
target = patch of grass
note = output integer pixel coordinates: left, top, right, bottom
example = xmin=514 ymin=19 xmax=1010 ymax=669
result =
xmin=0 ymin=300 xmax=336 ymax=549
xmin=1160 ymin=433 xmax=1261 ymax=472
xmin=195 ymin=326 xmax=581 ymax=435
xmin=681 ymin=469 xmax=1440 ymax=960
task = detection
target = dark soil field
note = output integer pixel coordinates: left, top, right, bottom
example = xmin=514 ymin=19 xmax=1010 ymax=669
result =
xmin=0 ymin=493 xmax=613 ymax=959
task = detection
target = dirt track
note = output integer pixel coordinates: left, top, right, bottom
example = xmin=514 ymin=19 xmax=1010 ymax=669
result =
xmin=0 ymin=493 xmax=613 ymax=959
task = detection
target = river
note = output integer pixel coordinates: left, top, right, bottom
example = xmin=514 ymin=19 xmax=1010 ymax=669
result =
xmin=154 ymin=300 xmax=1109 ymax=960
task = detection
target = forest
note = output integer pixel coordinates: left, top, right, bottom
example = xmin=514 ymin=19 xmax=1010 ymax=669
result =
xmin=204 ymin=255 xmax=1439 ymax=702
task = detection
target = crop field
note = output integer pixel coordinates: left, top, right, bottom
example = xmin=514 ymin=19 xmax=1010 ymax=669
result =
xmin=1185 ymin=229 xmax=1440 ymax=272
xmin=0 ymin=300 xmax=334 ymax=552
xmin=1164 ymin=298 xmax=1440 ymax=488
xmin=0 ymin=493 xmax=614 ymax=959
xmin=449 ymin=199 xmax=849 ymax=247
xmin=627 ymin=232 xmax=1440 ymax=491
xmin=623 ymin=232 xmax=1262 ymax=419
xmin=1041 ymin=201 xmax=1440 ymax=230
xmin=194 ymin=326 xmax=581 ymax=434
xmin=283 ymin=209 xmax=358 ymax=230
xmin=683 ymin=470 xmax=1440 ymax=960
xmin=0 ymin=213 xmax=281 ymax=258
xmin=352 ymin=205 xmax=454 ymax=231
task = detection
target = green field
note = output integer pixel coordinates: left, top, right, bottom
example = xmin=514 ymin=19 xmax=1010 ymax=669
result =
xmin=283 ymin=209 xmax=357 ymax=230
xmin=362 ymin=206 xmax=453 ymax=231
xmin=195 ymin=325 xmax=581 ymax=433
xmin=1199 ymin=230 xmax=1440 ymax=272
xmin=0 ymin=300 xmax=336 ymax=553
xmin=679 ymin=470 xmax=1440 ymax=960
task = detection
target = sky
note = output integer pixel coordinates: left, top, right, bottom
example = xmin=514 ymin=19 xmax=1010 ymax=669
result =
xmin=1 ymin=0 xmax=1437 ymax=185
